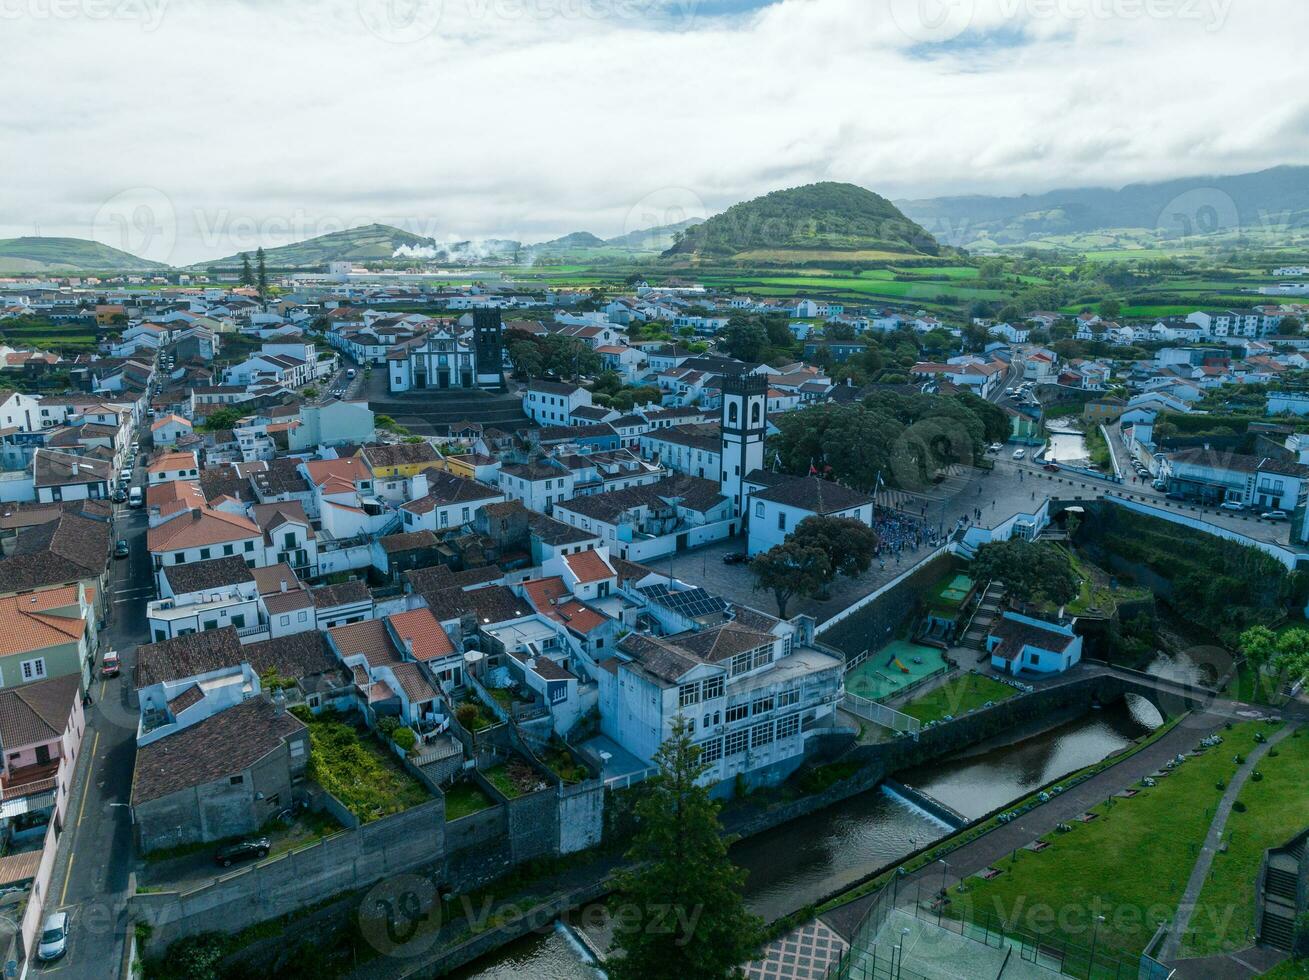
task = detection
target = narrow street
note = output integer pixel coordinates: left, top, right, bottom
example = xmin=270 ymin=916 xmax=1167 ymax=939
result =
xmin=31 ymin=459 xmax=152 ymax=977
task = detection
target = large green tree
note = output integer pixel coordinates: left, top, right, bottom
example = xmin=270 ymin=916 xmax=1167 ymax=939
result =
xmin=255 ymin=246 xmax=269 ymax=299
xmin=239 ymin=252 xmax=254 ymax=287
xmin=749 ymin=542 xmax=830 ymax=618
xmin=790 ymin=516 xmax=879 ymax=582
xmin=972 ymin=539 xmax=1080 ymax=608
xmin=609 ymin=716 xmax=764 ymax=980
xmin=720 ymin=318 xmax=768 ymax=363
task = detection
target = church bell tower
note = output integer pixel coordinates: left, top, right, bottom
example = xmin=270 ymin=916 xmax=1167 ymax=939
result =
xmin=719 ymin=373 xmax=767 ymax=523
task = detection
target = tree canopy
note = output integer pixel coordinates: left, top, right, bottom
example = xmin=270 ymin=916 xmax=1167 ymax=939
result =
xmin=972 ymin=539 xmax=1080 ymax=609
xmin=790 ymin=516 xmax=879 ymax=582
xmin=608 ymin=716 xmax=764 ymax=980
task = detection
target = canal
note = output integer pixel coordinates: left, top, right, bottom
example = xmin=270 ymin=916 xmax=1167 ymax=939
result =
xmin=1044 ymin=419 xmax=1091 ymax=465
xmin=453 ymin=694 xmax=1163 ymax=977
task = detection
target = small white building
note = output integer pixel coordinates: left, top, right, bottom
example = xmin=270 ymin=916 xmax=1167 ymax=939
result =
xmin=987 ymin=611 xmax=1082 ymax=676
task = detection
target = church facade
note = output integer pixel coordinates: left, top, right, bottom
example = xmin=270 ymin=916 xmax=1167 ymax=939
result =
xmin=387 ymin=309 xmax=504 ymax=393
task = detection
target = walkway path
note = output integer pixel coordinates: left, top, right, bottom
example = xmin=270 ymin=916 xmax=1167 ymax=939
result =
xmin=1158 ymin=722 xmax=1299 ymax=962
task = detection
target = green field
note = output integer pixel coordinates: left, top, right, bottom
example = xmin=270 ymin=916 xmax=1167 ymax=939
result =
xmin=1183 ymin=728 xmax=1309 ymax=956
xmin=900 ymin=672 xmax=1017 ymax=723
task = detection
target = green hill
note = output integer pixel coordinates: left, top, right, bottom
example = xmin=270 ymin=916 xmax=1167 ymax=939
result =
xmin=0 ymin=237 xmax=169 ymax=274
xmin=200 ymin=223 xmax=434 ymax=269
xmin=662 ymin=182 xmax=940 ymax=263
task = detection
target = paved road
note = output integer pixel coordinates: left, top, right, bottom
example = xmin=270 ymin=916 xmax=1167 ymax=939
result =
xmin=33 ymin=458 xmax=152 ymax=976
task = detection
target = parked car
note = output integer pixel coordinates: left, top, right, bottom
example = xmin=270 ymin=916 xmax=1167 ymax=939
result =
xmin=114 ymin=539 xmax=130 ymax=559
xmin=1261 ymin=510 xmax=1288 ymax=521
xmin=1043 ymin=463 xmax=1059 ymax=473
xmin=101 ymin=650 xmax=121 ymax=678
xmin=1152 ymin=480 xmax=1167 ymax=491
xmin=1218 ymin=501 xmax=1245 ymax=512
xmin=721 ymin=552 xmax=749 ymax=565
xmin=1012 ymin=449 xmax=1026 ymax=460
xmin=987 ymin=443 xmax=1003 ymax=454
xmin=214 ymin=837 xmax=270 ymax=867
xmin=129 ymin=487 xmax=144 ymax=507
xmin=111 ymin=489 xmax=126 ymax=504
xmin=1166 ymin=491 xmax=1186 ymax=501
xmin=37 ymin=911 xmax=68 ymax=962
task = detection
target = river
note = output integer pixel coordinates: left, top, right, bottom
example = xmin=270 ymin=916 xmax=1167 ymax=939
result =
xmin=453 ymin=695 xmax=1162 ymax=977
xmin=1044 ymin=420 xmax=1091 ymax=465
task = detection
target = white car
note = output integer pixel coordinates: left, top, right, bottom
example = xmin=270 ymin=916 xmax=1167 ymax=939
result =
xmin=1218 ymin=501 xmax=1244 ymax=512
xmin=1012 ymin=449 xmax=1026 ymax=460
xmin=37 ymin=911 xmax=67 ymax=962
xmin=987 ymin=443 xmax=1003 ymax=454
xmin=1261 ymin=510 xmax=1288 ymax=521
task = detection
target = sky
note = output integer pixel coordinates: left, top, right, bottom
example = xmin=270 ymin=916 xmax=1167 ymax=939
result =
xmin=5 ymin=0 xmax=1308 ymax=265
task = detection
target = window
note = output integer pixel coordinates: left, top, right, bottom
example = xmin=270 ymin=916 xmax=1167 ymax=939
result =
xmin=777 ymin=714 xmax=801 ymax=739
xmin=777 ymin=512 xmax=786 ymax=531
xmin=686 ymin=718 xmax=695 ymax=735
xmin=223 ymin=543 xmax=234 ymax=556
xmin=700 ymin=738 xmax=723 ymax=764
xmin=751 ymin=721 xmax=774 ymax=747
xmin=778 ymin=689 xmax=800 ymax=709
xmin=730 ymin=652 xmax=752 ymax=676
xmin=203 ymin=619 xmax=218 ymax=631
xmin=751 ymin=695 xmax=774 ymax=715
xmin=232 ymin=614 xmax=245 ymax=629
xmin=229 ymin=775 xmax=244 ymax=785
xmin=199 ymin=548 xmax=211 ymax=560
xmin=702 ymin=714 xmax=710 ymax=728
xmin=20 ymin=659 xmax=46 ymax=681
xmin=678 ymin=682 xmax=700 ymax=707
xmin=751 ymin=647 xmax=773 ymax=671
xmin=702 ymin=676 xmax=724 ymax=700
xmin=754 ymin=501 xmax=764 ymax=518
xmin=245 ymin=541 xmax=255 ymax=552
xmin=280 ymin=615 xmax=290 ymax=626
xmin=725 ymin=704 xmax=748 ymax=724
xmin=724 ymin=729 xmax=749 ymax=756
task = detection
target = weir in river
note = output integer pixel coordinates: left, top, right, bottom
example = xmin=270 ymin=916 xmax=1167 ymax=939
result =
xmin=452 ymin=694 xmax=1163 ymax=977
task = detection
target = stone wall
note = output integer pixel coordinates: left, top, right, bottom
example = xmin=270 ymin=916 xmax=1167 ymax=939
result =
xmin=558 ymin=780 xmax=604 ymax=855
xmin=506 ymin=788 xmax=559 ymax=864
xmin=130 ymin=798 xmax=446 ymax=949
xmin=817 ymin=550 xmax=961 ymax=656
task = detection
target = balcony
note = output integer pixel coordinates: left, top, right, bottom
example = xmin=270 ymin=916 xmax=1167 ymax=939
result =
xmin=1 ymin=759 xmax=60 ymax=801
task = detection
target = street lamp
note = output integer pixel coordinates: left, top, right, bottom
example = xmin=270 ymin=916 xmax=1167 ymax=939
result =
xmin=938 ymin=858 xmax=949 ymax=897
xmin=1089 ymin=913 xmax=1105 ymax=971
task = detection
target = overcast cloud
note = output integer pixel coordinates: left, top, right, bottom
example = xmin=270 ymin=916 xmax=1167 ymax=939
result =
xmin=4 ymin=0 xmax=1306 ymax=264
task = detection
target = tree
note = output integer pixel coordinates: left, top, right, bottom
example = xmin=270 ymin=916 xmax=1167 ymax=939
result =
xmin=720 ymin=318 xmax=768 ymax=362
xmin=239 ymin=252 xmax=254 ymax=287
xmin=972 ymin=539 xmax=1079 ymax=608
xmin=1097 ymin=298 xmax=1122 ymax=320
xmin=201 ymin=407 xmax=244 ymax=431
xmin=749 ymin=542 xmax=831 ymax=618
xmin=608 ymin=716 xmax=764 ymax=980
xmin=790 ymin=516 xmax=878 ymax=582
xmin=255 ymin=246 xmax=269 ymax=299
xmin=1238 ymin=625 xmax=1278 ymax=672
xmin=1280 ymin=316 xmax=1302 ymax=335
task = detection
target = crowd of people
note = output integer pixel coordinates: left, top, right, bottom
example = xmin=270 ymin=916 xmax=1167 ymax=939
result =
xmin=872 ymin=507 xmax=938 ymax=560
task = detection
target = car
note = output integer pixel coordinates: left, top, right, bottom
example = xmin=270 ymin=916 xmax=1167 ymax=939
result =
xmin=987 ymin=443 xmax=1003 ymax=454
xmin=1152 ymin=480 xmax=1167 ymax=491
xmin=721 ymin=552 xmax=749 ymax=565
xmin=1166 ymin=491 xmax=1186 ymax=501
xmin=37 ymin=911 xmax=67 ymax=962
xmin=1218 ymin=501 xmax=1244 ymax=512
xmin=1261 ymin=510 xmax=1288 ymax=521
xmin=214 ymin=837 xmax=270 ymax=867
xmin=101 ymin=650 xmax=121 ymax=678
xmin=1012 ymin=449 xmax=1026 ymax=460
xmin=1043 ymin=463 xmax=1059 ymax=472
xmin=128 ymin=487 xmax=144 ymax=508
xmin=113 ymin=539 xmax=130 ymax=559
xmin=119 ymin=469 xmax=133 ymax=484
xmin=346 ymin=368 xmax=357 ymax=379
xmin=111 ymin=489 xmax=126 ymax=503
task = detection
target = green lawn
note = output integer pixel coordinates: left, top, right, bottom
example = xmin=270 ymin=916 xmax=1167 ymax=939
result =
xmin=947 ymin=721 xmax=1270 ymax=960
xmin=300 ymin=713 xmax=431 ymax=822
xmin=1225 ymin=661 xmax=1290 ymax=707
xmin=483 ymin=758 xmax=551 ymax=799
xmin=442 ymin=780 xmax=497 ymax=821
xmin=1260 ymin=958 xmax=1309 ymax=979
xmin=1183 ymin=728 xmax=1309 ymax=956
xmin=900 ymin=672 xmax=1017 ymax=723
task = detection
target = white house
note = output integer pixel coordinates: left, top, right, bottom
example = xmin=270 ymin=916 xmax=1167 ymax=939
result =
xmin=744 ymin=474 xmax=875 ymax=556
xmin=987 ymin=611 xmax=1082 ymax=676
xmin=524 ymin=380 xmax=591 ymax=426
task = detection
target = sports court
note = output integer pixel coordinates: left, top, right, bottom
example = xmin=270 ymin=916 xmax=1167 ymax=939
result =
xmin=847 ymin=909 xmax=1056 ymax=980
xmin=845 ymin=640 xmax=948 ymax=701
xmin=931 ymin=574 xmax=974 ymax=610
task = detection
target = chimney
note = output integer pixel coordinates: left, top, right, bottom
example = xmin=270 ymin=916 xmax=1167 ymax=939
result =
xmin=271 ymin=687 xmax=286 ymax=716
xmin=280 ymin=579 xmax=287 ymax=593
xmin=403 ymin=636 xmax=414 ymax=659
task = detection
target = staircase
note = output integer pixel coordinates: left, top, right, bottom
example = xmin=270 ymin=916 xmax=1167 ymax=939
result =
xmin=962 ymin=581 xmax=1005 ymax=652
xmin=369 ymin=388 xmax=529 ymax=434
xmin=1258 ymin=832 xmax=1307 ymax=952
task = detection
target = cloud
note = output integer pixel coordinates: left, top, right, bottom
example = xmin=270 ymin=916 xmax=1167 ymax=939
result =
xmin=2 ymin=0 xmax=1306 ymax=264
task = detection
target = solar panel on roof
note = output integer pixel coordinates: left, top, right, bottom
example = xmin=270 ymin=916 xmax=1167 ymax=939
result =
xmin=638 ymin=583 xmax=727 ymax=619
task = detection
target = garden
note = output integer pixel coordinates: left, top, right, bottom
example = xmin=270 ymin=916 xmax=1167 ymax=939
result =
xmin=441 ymin=780 xmax=497 ymax=821
xmin=483 ymin=756 xmax=552 ymax=799
xmin=293 ymin=708 xmax=431 ymax=822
